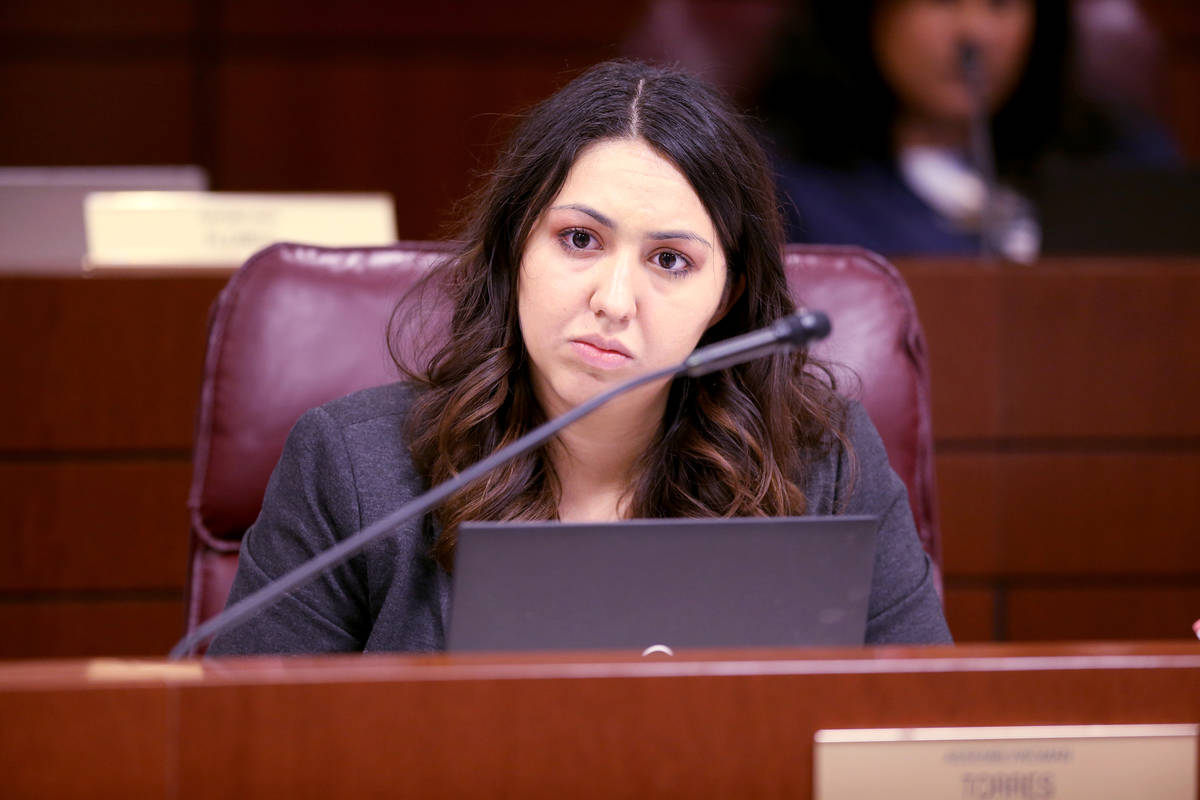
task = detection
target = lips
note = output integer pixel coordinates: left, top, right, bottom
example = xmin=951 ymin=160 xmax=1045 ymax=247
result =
xmin=572 ymin=334 xmax=633 ymax=359
xmin=569 ymin=334 xmax=634 ymax=369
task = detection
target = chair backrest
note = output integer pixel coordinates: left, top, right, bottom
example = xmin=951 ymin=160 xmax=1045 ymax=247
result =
xmin=186 ymin=242 xmax=940 ymax=637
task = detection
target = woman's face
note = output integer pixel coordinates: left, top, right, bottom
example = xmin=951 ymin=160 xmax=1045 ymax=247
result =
xmin=517 ymin=137 xmax=731 ymax=418
xmin=872 ymin=0 xmax=1035 ymax=124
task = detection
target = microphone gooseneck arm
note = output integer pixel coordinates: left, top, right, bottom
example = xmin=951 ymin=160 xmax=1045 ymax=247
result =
xmin=169 ymin=309 xmax=831 ymax=659
xmin=169 ymin=361 xmax=677 ymax=659
xmin=959 ymin=40 xmax=999 ymax=257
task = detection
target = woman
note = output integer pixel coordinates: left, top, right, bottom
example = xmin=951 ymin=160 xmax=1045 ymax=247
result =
xmin=208 ymin=60 xmax=951 ymax=655
xmin=760 ymin=0 xmax=1178 ymax=260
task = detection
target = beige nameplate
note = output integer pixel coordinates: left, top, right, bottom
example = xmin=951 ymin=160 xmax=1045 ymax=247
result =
xmin=815 ymin=724 xmax=1197 ymax=799
xmin=84 ymin=191 xmax=396 ymax=267
xmin=85 ymin=658 xmax=204 ymax=682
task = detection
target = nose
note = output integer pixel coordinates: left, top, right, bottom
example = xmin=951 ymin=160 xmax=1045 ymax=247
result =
xmin=589 ymin=250 xmax=638 ymax=323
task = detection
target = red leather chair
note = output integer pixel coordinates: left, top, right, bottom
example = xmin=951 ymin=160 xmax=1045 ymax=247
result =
xmin=185 ymin=242 xmax=940 ymax=639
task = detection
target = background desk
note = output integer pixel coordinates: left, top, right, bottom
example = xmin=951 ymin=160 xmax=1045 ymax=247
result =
xmin=1 ymin=258 xmax=1199 ymax=656
xmin=2 ymin=642 xmax=1198 ymax=798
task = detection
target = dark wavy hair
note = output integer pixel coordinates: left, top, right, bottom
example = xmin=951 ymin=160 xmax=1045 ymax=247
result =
xmin=758 ymin=0 xmax=1101 ymax=176
xmin=391 ymin=59 xmax=849 ymax=572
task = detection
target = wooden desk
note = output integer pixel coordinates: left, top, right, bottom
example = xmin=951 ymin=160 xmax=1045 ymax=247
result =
xmin=2 ymin=642 xmax=1197 ymax=798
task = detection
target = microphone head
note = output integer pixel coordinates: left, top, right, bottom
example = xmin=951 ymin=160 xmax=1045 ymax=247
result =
xmin=958 ymin=40 xmax=981 ymax=71
xmin=683 ymin=310 xmax=831 ymax=377
xmin=958 ymin=40 xmax=986 ymax=95
xmin=776 ymin=310 xmax=831 ymax=347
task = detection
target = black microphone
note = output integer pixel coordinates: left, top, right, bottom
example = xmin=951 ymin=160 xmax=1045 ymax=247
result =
xmin=959 ymin=40 xmax=1039 ymax=264
xmin=959 ymin=40 xmax=995 ymax=182
xmin=169 ymin=310 xmax=831 ymax=658
xmin=960 ymin=40 xmax=999 ymax=257
xmin=685 ymin=309 xmax=830 ymax=376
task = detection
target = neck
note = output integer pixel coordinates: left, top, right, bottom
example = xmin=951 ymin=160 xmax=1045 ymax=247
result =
xmin=547 ymin=383 xmax=669 ymax=522
xmin=893 ymin=111 xmax=970 ymax=153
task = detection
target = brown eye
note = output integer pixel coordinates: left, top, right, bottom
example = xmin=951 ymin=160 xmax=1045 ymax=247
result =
xmin=653 ymin=250 xmax=691 ymax=273
xmin=571 ymin=230 xmax=591 ymax=249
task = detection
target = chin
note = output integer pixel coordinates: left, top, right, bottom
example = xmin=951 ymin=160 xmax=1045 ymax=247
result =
xmin=539 ymin=375 xmax=608 ymax=414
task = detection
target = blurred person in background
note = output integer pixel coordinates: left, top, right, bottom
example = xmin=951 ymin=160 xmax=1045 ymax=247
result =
xmin=757 ymin=0 xmax=1180 ymax=260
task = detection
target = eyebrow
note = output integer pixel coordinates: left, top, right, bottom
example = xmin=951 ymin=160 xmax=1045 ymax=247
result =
xmin=550 ymin=203 xmax=713 ymax=251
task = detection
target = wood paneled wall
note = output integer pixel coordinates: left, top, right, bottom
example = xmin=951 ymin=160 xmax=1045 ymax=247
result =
xmin=899 ymin=258 xmax=1200 ymax=642
xmin=0 ymin=2 xmax=1197 ymax=244
xmin=0 ymin=1 xmax=651 ymax=240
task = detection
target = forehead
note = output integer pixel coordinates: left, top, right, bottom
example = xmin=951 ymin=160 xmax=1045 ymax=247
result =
xmin=553 ymin=138 xmax=714 ymax=228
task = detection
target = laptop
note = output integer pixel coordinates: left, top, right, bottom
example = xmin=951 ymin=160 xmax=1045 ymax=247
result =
xmin=0 ymin=165 xmax=208 ymax=272
xmin=447 ymin=516 xmax=878 ymax=654
xmin=1036 ymin=163 xmax=1200 ymax=255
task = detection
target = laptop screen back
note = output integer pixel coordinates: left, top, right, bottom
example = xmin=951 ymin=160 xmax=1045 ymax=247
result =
xmin=448 ymin=516 xmax=878 ymax=653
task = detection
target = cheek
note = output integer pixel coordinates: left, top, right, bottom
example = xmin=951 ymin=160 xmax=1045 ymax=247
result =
xmin=517 ymin=261 xmax=577 ymax=350
xmin=515 ymin=267 xmax=544 ymax=350
xmin=989 ymin=14 xmax=1035 ymax=95
xmin=652 ymin=294 xmax=723 ymax=356
xmin=876 ymin=7 xmax=952 ymax=78
xmin=516 ymin=267 xmax=530 ymax=322
xmin=878 ymin=47 xmax=942 ymax=113
xmin=517 ymin=248 xmax=553 ymax=323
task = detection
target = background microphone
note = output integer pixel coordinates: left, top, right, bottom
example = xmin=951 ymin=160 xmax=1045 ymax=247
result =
xmin=960 ymin=40 xmax=1040 ymax=264
xmin=169 ymin=310 xmax=831 ymax=658
xmin=959 ymin=40 xmax=999 ymax=258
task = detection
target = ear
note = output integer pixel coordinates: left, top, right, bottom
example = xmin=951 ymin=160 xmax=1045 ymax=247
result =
xmin=708 ymin=272 xmax=746 ymax=328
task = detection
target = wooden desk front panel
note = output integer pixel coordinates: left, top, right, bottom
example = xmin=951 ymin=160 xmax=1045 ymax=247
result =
xmin=0 ymin=273 xmax=227 ymax=657
xmin=2 ymin=259 xmax=1200 ymax=656
xmin=2 ymin=644 xmax=1197 ymax=798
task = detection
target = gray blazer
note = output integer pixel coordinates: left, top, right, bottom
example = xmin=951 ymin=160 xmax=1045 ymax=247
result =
xmin=209 ymin=382 xmax=951 ymax=655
